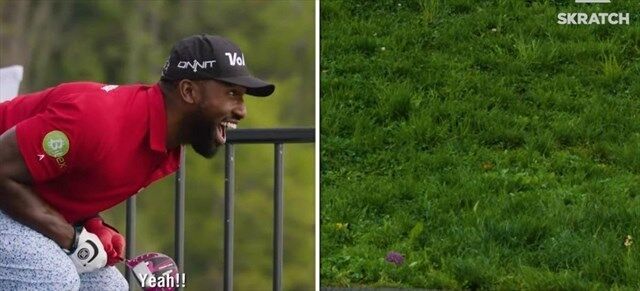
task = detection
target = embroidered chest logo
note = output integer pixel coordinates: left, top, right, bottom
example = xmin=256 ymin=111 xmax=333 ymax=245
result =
xmin=42 ymin=130 xmax=69 ymax=168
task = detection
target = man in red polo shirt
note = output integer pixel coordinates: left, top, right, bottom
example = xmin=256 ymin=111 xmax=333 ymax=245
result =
xmin=0 ymin=34 xmax=274 ymax=289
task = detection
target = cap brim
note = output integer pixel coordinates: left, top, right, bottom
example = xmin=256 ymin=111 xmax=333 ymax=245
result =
xmin=215 ymin=75 xmax=275 ymax=97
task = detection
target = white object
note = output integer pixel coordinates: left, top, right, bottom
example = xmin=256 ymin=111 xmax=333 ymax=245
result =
xmin=0 ymin=65 xmax=24 ymax=102
xmin=68 ymin=228 xmax=108 ymax=273
xmin=132 ymin=262 xmax=154 ymax=287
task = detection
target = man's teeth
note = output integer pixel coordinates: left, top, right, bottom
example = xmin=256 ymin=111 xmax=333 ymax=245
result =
xmin=221 ymin=121 xmax=237 ymax=129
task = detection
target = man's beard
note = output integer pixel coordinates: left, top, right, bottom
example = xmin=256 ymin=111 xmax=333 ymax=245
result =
xmin=188 ymin=111 xmax=219 ymax=159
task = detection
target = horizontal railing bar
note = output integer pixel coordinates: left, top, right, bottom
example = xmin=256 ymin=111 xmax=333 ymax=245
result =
xmin=227 ymin=128 xmax=314 ymax=144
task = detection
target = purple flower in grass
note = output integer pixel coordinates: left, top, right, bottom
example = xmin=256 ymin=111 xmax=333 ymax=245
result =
xmin=385 ymin=251 xmax=404 ymax=266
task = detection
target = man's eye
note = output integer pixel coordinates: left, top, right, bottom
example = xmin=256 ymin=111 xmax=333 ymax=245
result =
xmin=229 ymin=90 xmax=244 ymax=98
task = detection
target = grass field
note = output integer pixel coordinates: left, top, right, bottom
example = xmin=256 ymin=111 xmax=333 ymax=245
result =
xmin=320 ymin=0 xmax=639 ymax=289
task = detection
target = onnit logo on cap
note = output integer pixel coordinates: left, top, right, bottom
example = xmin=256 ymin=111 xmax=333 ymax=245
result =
xmin=177 ymin=60 xmax=216 ymax=72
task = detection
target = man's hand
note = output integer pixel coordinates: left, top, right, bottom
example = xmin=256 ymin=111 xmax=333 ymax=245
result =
xmin=67 ymin=227 xmax=108 ymax=273
xmin=84 ymin=217 xmax=125 ymax=265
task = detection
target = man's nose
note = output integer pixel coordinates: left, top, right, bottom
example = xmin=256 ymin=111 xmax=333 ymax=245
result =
xmin=234 ymin=103 xmax=247 ymax=120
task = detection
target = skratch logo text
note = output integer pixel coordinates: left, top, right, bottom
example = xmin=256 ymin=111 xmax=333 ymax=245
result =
xmin=557 ymin=0 xmax=630 ymax=25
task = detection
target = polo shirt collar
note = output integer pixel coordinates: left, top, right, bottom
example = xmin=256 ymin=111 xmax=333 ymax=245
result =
xmin=147 ymin=84 xmax=169 ymax=153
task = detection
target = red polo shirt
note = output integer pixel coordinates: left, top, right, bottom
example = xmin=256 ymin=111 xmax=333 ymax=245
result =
xmin=0 ymin=82 xmax=181 ymax=223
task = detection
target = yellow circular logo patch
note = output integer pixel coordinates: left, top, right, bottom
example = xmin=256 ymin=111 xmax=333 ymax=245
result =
xmin=43 ymin=130 xmax=70 ymax=158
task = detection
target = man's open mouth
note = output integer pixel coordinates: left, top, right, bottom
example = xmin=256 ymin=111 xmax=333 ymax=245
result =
xmin=216 ymin=120 xmax=237 ymax=144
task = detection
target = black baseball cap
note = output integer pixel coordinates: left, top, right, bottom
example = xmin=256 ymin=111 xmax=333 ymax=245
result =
xmin=161 ymin=34 xmax=275 ymax=97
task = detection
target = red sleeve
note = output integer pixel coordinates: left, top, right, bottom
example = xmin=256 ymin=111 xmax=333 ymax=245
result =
xmin=14 ymin=95 xmax=105 ymax=183
xmin=1 ymin=87 xmax=56 ymax=133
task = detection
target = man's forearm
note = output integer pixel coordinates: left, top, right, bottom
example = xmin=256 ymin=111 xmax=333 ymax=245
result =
xmin=0 ymin=177 xmax=75 ymax=249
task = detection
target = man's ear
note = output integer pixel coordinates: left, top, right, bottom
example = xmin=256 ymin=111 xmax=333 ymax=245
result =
xmin=177 ymin=80 xmax=201 ymax=105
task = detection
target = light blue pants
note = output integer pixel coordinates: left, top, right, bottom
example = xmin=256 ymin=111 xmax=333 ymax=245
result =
xmin=0 ymin=210 xmax=128 ymax=290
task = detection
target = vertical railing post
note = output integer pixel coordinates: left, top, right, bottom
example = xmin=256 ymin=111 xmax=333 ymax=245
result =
xmin=174 ymin=147 xmax=186 ymax=290
xmin=125 ymin=196 xmax=136 ymax=290
xmin=273 ymin=143 xmax=284 ymax=291
xmin=224 ymin=144 xmax=235 ymax=291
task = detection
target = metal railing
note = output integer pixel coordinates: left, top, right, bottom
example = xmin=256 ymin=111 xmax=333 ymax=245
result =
xmin=124 ymin=128 xmax=315 ymax=291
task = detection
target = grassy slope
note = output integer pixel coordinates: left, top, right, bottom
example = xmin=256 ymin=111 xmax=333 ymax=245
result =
xmin=320 ymin=0 xmax=640 ymax=289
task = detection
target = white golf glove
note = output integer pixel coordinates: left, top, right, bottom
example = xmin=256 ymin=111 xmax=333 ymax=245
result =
xmin=66 ymin=227 xmax=108 ymax=273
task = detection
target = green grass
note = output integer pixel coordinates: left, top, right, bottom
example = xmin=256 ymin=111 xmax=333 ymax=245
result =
xmin=320 ymin=0 xmax=640 ymax=289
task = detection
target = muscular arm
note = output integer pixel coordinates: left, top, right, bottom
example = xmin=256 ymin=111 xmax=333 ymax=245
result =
xmin=0 ymin=127 xmax=74 ymax=249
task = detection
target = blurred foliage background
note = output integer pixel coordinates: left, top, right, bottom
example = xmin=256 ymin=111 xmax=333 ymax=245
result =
xmin=0 ymin=0 xmax=315 ymax=290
